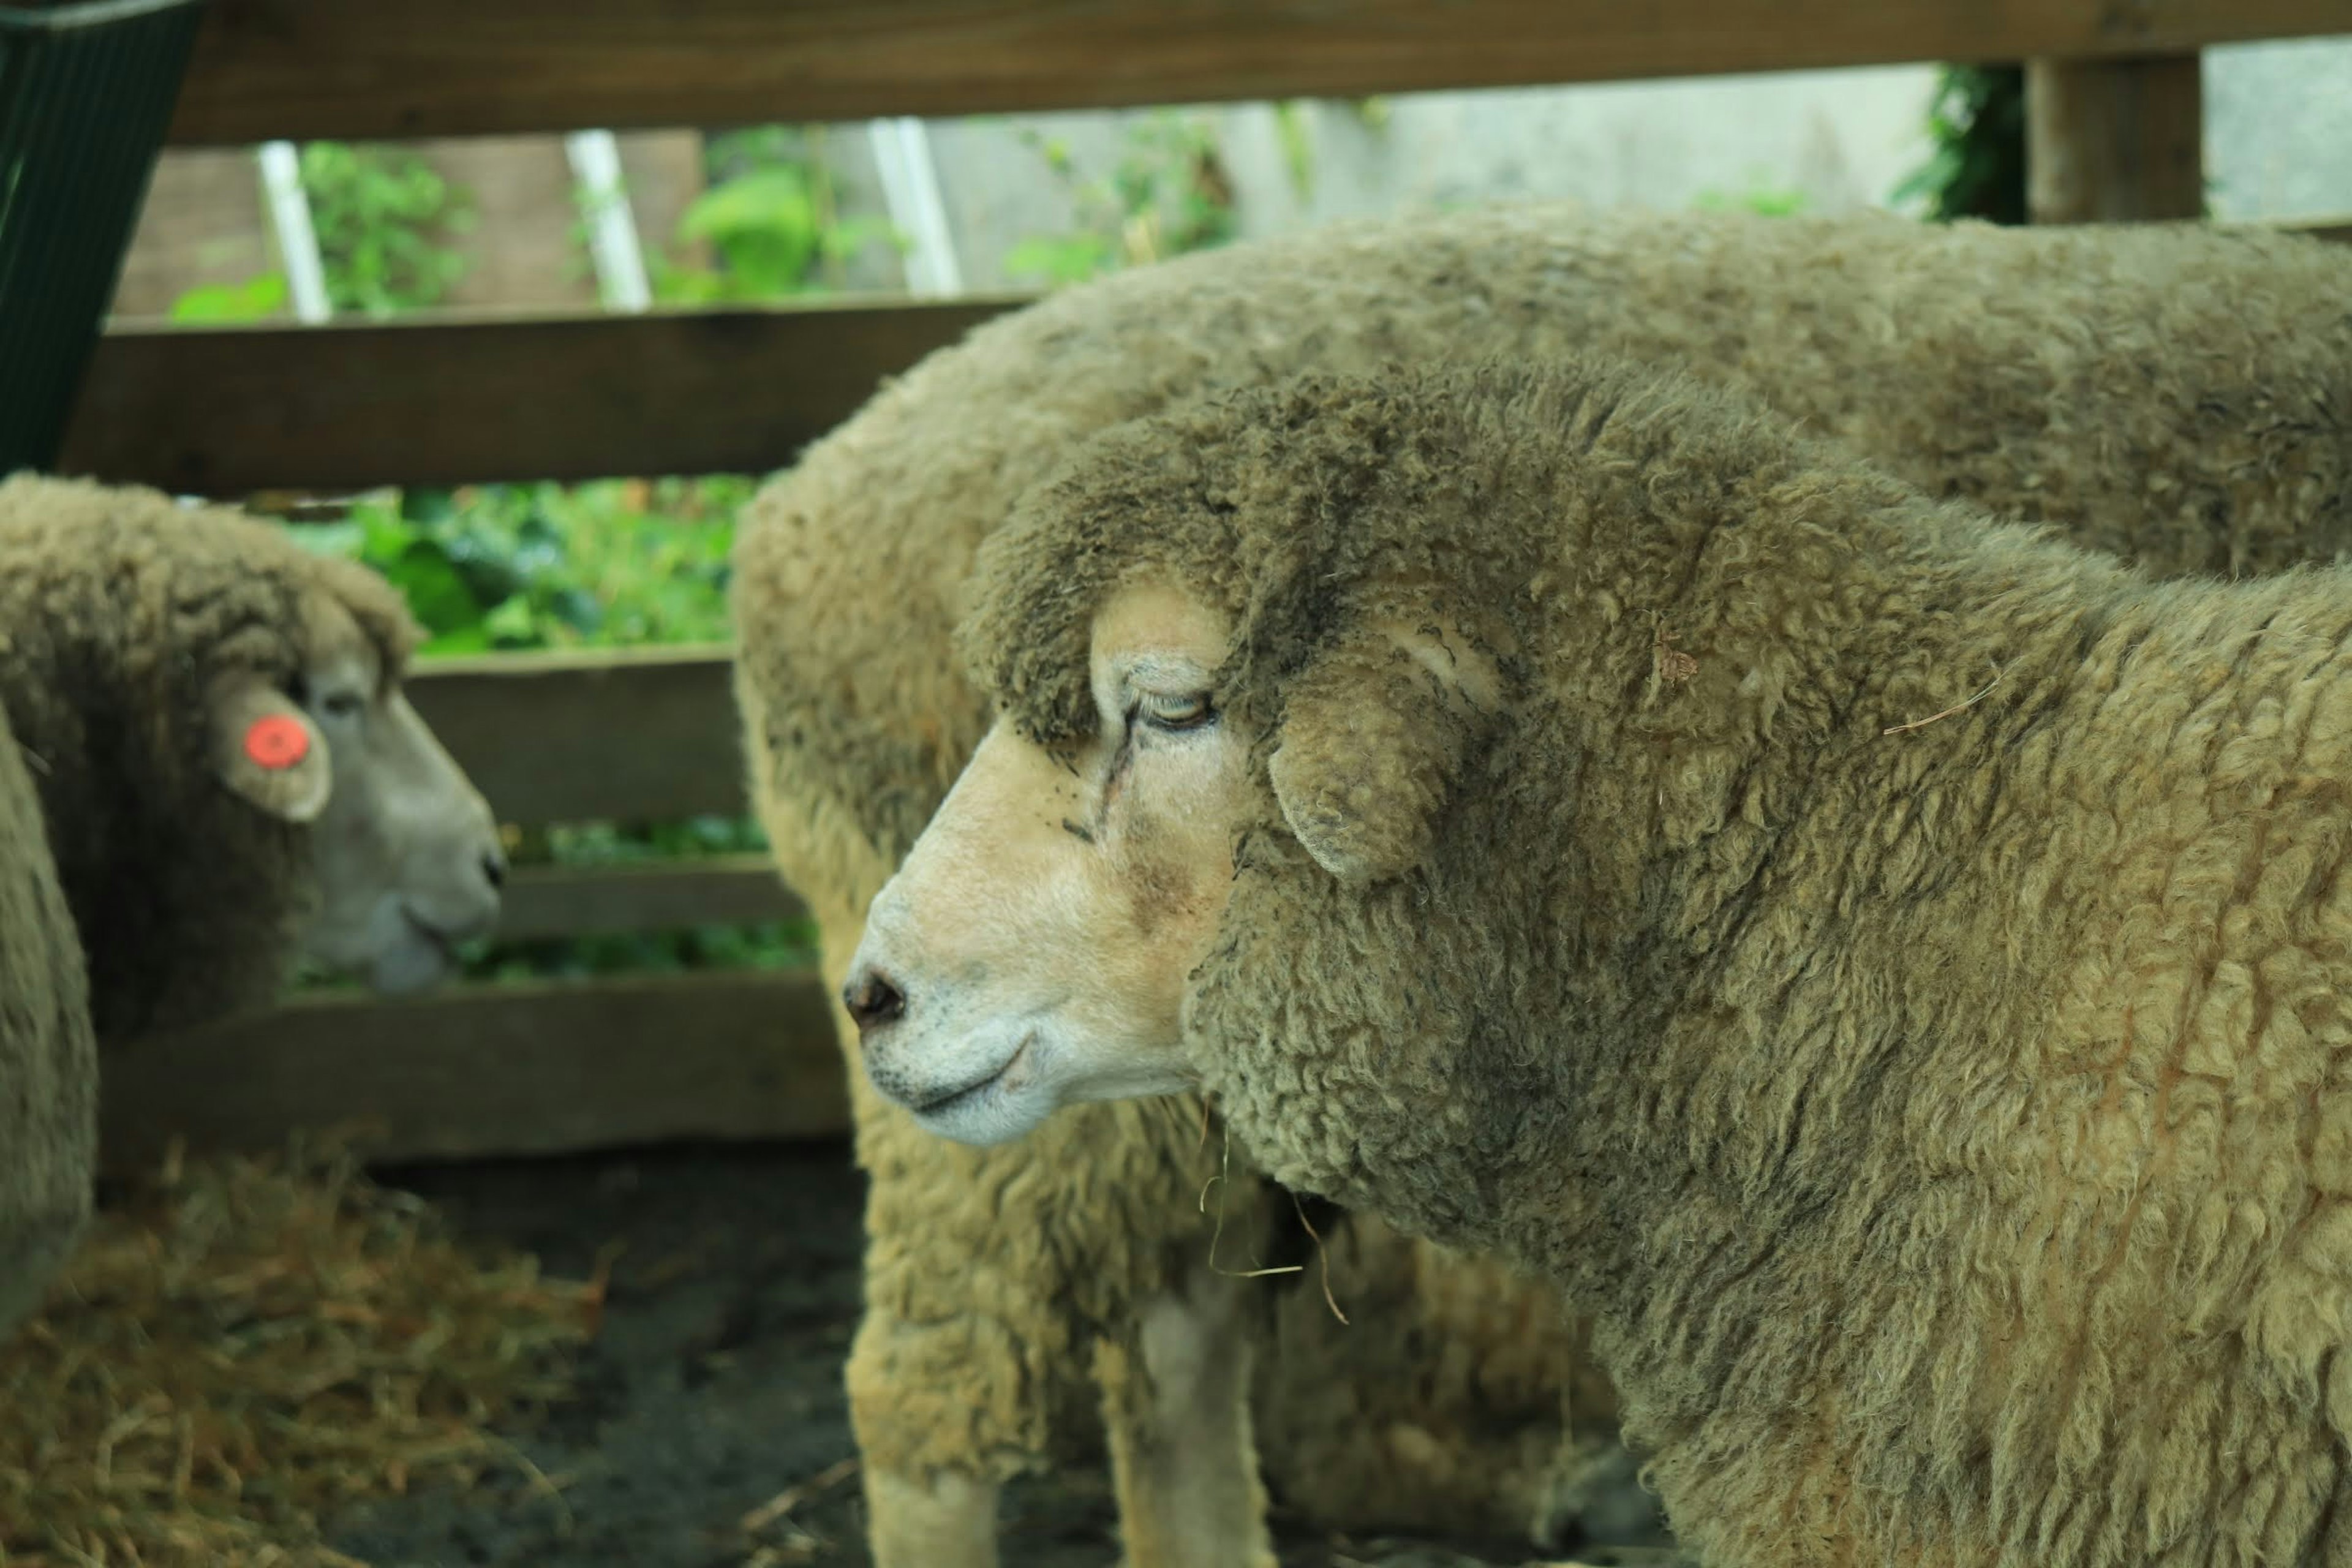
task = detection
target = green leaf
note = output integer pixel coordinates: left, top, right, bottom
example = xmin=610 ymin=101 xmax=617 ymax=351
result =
xmin=168 ymin=273 xmax=289 ymax=323
xmin=482 ymin=594 xmax=542 ymax=647
xmin=1003 ymin=234 xmax=1116 ymax=286
xmin=382 ymin=540 xmax=483 ymax=637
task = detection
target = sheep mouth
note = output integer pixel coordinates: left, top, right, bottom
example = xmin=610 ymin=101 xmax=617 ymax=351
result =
xmin=401 ymin=911 xmax=464 ymax=968
xmin=905 ymin=1033 xmax=1034 ymax=1118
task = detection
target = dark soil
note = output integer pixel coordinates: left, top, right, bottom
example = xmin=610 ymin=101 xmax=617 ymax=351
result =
xmin=328 ymin=1140 xmax=1683 ymax=1568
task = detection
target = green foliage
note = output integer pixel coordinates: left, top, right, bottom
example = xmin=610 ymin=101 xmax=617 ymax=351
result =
xmin=168 ymin=272 xmax=288 ymax=323
xmin=1003 ymin=112 xmax=1238 ymax=287
xmin=297 ymin=476 xmax=745 ymax=655
xmin=654 ymin=126 xmax=902 ymax=303
xmin=284 ymin=477 xmax=819 ymax=982
xmin=298 ymin=141 xmax=475 ymax=314
xmin=1891 ymin=66 xmax=2027 ymax=224
xmin=1692 ymin=181 xmax=1811 ymax=217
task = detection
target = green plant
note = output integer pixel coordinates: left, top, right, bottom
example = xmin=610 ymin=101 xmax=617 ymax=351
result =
xmin=1891 ymin=66 xmax=2026 ymax=224
xmin=1692 ymin=180 xmax=1811 ymax=217
xmin=1003 ymin=112 xmax=1238 ymax=288
xmin=167 ymin=271 xmax=288 ymax=323
xmin=298 ymin=141 xmax=475 ymax=314
xmin=654 ymin=126 xmax=900 ymax=303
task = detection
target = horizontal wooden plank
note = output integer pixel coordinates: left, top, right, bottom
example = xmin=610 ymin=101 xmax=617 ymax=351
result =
xmin=99 ymin=970 xmax=850 ymax=1172
xmin=61 ymin=216 xmax=2352 ymax=496
xmin=55 ymin=296 xmax=1023 ymax=494
xmin=405 ymin=644 xmax=741 ymax=827
xmin=162 ymin=0 xmax=2352 ymax=145
xmin=497 ymin=855 xmax=807 ymax=940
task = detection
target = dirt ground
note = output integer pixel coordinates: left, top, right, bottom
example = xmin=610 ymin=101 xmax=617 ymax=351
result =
xmin=326 ymin=1140 xmax=1683 ymax=1568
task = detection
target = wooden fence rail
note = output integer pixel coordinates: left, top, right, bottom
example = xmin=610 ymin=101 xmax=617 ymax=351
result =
xmin=164 ymin=0 xmax=2352 ymax=145
xmin=59 ymin=218 xmax=2352 ymax=494
xmin=59 ymin=299 xmax=1020 ymax=493
xmin=102 ymin=971 xmax=844 ymax=1172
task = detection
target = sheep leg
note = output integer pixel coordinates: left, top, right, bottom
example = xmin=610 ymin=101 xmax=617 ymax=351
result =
xmin=862 ymin=1466 xmax=1000 ymax=1568
xmin=825 ymin=903 xmax=1045 ymax=1568
xmin=1098 ymin=1273 xmax=1279 ymax=1568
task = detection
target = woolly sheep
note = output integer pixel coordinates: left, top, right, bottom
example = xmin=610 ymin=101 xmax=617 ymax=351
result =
xmin=0 ymin=472 xmax=508 ymax=1332
xmin=852 ymin=355 xmax=2352 ymax=1568
xmin=0 ymin=699 xmax=95 ymax=1338
xmin=731 ymin=203 xmax=2352 ymax=1564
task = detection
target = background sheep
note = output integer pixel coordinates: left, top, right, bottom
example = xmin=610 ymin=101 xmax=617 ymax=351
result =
xmin=856 ymin=355 xmax=2352 ymax=1568
xmin=730 ymin=203 xmax=2352 ymax=1564
xmin=0 ymin=700 xmax=96 ymax=1338
xmin=0 ymin=472 xmax=508 ymax=1336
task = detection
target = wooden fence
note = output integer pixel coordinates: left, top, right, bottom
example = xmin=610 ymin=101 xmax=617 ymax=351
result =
xmin=77 ymin=0 xmax=2352 ymax=1170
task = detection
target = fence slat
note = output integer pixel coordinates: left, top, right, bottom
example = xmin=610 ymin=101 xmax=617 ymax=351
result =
xmin=56 ymin=298 xmax=1024 ymax=494
xmin=405 ymin=644 xmax=742 ymax=827
xmin=59 ymin=221 xmax=2352 ymax=499
xmin=498 ymin=854 xmax=806 ymax=940
xmin=2026 ymin=55 xmax=2207 ymax=223
xmin=100 ymin=970 xmax=849 ymax=1172
xmin=162 ymin=0 xmax=2352 ymax=146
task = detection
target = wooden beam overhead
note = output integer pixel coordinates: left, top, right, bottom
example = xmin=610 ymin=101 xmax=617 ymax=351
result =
xmin=165 ymin=0 xmax=2352 ymax=147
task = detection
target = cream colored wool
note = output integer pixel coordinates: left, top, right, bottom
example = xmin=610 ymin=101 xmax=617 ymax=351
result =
xmin=729 ymin=203 xmax=2352 ymax=1560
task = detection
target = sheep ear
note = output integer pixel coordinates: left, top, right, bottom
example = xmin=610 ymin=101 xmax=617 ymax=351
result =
xmin=211 ymin=677 xmax=332 ymax=824
xmin=1267 ymin=634 xmax=1492 ymax=884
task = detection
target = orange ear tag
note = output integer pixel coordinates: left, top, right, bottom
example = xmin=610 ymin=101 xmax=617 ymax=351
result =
xmin=243 ymin=714 xmax=311 ymax=770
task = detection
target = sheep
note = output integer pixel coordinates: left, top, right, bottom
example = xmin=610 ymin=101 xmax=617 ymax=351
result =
xmin=730 ymin=201 xmax=2352 ymax=1565
xmin=0 ymin=472 xmax=508 ymax=1335
xmin=848 ymin=353 xmax=2352 ymax=1568
xmin=0 ymin=699 xmax=96 ymax=1338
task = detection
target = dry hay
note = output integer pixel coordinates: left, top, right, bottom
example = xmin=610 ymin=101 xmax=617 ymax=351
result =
xmin=0 ymin=1134 xmax=597 ymax=1565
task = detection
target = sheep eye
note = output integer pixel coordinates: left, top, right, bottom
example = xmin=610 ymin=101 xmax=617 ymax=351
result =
xmin=320 ymin=691 xmax=365 ymax=720
xmin=1137 ymin=692 xmax=1215 ymax=733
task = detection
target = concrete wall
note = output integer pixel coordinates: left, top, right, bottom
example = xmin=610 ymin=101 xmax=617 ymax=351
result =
xmin=2204 ymin=37 xmax=2352 ymax=222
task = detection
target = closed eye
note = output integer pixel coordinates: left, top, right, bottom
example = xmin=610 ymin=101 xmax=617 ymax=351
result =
xmin=319 ymin=690 xmax=366 ymax=720
xmin=1136 ymin=692 xmax=1215 ymax=733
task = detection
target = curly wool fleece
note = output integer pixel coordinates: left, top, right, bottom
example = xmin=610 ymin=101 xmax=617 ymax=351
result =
xmin=965 ymin=356 xmax=2352 ymax=1568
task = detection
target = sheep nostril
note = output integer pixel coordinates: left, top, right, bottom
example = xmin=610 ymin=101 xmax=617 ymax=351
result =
xmin=481 ymin=851 xmax=507 ymax=890
xmin=843 ymin=968 xmax=907 ymax=1035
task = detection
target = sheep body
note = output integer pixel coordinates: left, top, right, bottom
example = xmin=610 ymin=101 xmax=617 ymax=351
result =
xmin=961 ymin=355 xmax=2352 ymax=1568
xmin=729 ymin=204 xmax=2352 ymax=1560
xmin=0 ymin=698 xmax=96 ymax=1337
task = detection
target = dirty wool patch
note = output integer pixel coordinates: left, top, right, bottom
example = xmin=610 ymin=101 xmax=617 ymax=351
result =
xmin=0 ymin=1136 xmax=596 ymax=1566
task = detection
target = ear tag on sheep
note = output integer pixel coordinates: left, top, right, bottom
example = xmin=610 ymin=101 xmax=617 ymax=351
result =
xmin=243 ymin=713 xmax=311 ymax=771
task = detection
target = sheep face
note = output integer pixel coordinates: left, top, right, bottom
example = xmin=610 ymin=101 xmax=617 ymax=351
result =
xmin=218 ymin=591 xmax=506 ymax=995
xmin=845 ymin=579 xmax=1251 ymax=1144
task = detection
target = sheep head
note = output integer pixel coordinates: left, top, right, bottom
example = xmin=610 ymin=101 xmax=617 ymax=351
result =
xmin=0 ymin=475 xmax=511 ymax=1035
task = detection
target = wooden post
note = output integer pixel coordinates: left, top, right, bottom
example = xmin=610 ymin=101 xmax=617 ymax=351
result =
xmin=2025 ymin=54 xmax=2205 ymax=224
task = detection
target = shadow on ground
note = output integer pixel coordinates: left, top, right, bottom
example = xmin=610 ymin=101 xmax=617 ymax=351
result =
xmin=329 ymin=1142 xmax=1681 ymax=1568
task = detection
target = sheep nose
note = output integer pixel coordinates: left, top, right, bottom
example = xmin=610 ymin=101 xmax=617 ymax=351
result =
xmin=843 ymin=967 xmax=907 ymax=1036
